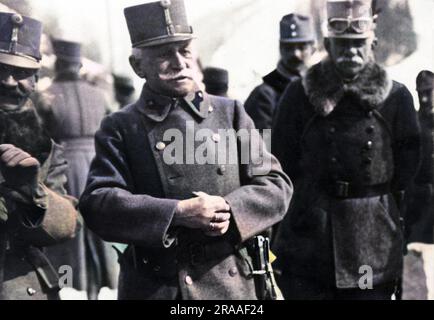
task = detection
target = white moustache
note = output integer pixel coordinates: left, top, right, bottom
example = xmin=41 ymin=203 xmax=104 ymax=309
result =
xmin=337 ymin=56 xmax=364 ymax=65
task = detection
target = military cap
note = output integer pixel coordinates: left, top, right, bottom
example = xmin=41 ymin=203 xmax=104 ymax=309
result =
xmin=52 ymin=39 xmax=82 ymax=63
xmin=280 ymin=13 xmax=315 ymax=43
xmin=113 ymin=74 xmax=135 ymax=93
xmin=124 ymin=0 xmax=194 ymax=48
xmin=416 ymin=70 xmax=434 ymax=92
xmin=326 ymin=0 xmax=375 ymax=39
xmin=203 ymin=67 xmax=229 ymax=96
xmin=0 ymin=12 xmax=42 ymax=69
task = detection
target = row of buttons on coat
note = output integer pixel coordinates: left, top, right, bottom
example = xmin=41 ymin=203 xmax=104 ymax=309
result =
xmin=327 ymin=120 xmax=377 ymax=180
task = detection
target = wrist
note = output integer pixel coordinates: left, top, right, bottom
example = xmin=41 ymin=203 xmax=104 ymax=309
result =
xmin=173 ymin=200 xmax=187 ymax=227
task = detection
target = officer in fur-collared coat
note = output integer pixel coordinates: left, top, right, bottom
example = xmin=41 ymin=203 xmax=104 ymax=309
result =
xmin=79 ymin=0 xmax=292 ymax=300
xmin=272 ymin=0 xmax=421 ymax=300
xmin=0 ymin=12 xmax=78 ymax=300
xmin=244 ymin=13 xmax=316 ymax=131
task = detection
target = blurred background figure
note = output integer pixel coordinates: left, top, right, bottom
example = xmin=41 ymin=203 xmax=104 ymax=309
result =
xmin=402 ymin=71 xmax=434 ymax=301
xmin=244 ymin=13 xmax=316 ymax=131
xmin=42 ymin=39 xmax=118 ymax=300
xmin=113 ymin=74 xmax=135 ymax=108
xmin=407 ymin=70 xmax=434 ymax=245
xmin=203 ymin=67 xmax=229 ymax=97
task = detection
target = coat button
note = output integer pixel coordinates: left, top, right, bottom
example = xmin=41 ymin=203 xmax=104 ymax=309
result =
xmin=229 ymin=267 xmax=238 ymax=277
xmin=365 ymin=141 xmax=373 ymax=150
xmin=156 ymin=142 xmax=166 ymax=151
xmin=185 ymin=276 xmax=193 ymax=286
xmin=147 ymin=100 xmax=155 ymax=107
xmin=329 ymin=127 xmax=336 ymax=134
xmin=330 ymin=157 xmax=338 ymax=164
xmin=142 ymin=258 xmax=149 ymax=264
xmin=366 ymin=126 xmax=375 ymax=134
xmin=153 ymin=265 xmax=161 ymax=272
xmin=27 ymin=288 xmax=36 ymax=296
xmin=212 ymin=133 xmax=221 ymax=143
xmin=367 ymin=111 xmax=374 ymax=118
xmin=217 ymin=165 xmax=226 ymax=175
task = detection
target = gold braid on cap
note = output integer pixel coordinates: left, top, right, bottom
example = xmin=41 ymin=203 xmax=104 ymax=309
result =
xmin=9 ymin=14 xmax=24 ymax=55
xmin=160 ymin=0 xmax=175 ymax=35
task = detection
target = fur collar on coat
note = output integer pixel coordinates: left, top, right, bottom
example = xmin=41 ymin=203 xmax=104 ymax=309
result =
xmin=302 ymin=59 xmax=393 ymax=116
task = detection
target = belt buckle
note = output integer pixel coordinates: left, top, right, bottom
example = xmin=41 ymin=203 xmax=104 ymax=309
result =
xmin=335 ymin=181 xmax=350 ymax=198
xmin=189 ymin=243 xmax=205 ymax=266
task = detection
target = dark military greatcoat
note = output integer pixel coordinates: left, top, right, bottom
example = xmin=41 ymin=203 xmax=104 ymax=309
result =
xmin=80 ymin=85 xmax=292 ymax=300
xmin=244 ymin=68 xmax=299 ymax=131
xmin=406 ymin=109 xmax=434 ymax=244
xmin=272 ymin=60 xmax=421 ymax=294
xmin=0 ymin=103 xmax=78 ymax=300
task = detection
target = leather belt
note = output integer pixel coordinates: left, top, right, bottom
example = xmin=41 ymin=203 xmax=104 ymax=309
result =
xmin=177 ymin=241 xmax=236 ymax=266
xmin=324 ymin=181 xmax=391 ymax=199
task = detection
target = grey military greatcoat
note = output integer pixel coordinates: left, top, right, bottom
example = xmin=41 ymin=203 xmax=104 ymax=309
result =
xmin=80 ymin=85 xmax=292 ymax=300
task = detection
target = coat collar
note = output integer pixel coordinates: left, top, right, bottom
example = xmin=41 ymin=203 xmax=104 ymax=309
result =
xmin=263 ymin=68 xmax=299 ymax=94
xmin=302 ymin=59 xmax=393 ymax=117
xmin=136 ymin=84 xmax=210 ymax=122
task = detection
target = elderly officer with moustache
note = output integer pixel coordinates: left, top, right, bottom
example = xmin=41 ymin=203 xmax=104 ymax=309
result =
xmin=272 ymin=0 xmax=421 ymax=300
xmin=244 ymin=13 xmax=316 ymax=131
xmin=80 ymin=0 xmax=292 ymax=300
xmin=0 ymin=12 xmax=78 ymax=300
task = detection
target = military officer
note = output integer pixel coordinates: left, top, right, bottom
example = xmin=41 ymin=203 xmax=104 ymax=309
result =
xmin=203 ymin=67 xmax=229 ymax=97
xmin=272 ymin=0 xmax=421 ymax=300
xmin=407 ymin=70 xmax=434 ymax=244
xmin=0 ymin=12 xmax=78 ymax=300
xmin=42 ymin=39 xmax=117 ymax=300
xmin=79 ymin=0 xmax=292 ymax=300
xmin=244 ymin=13 xmax=316 ymax=131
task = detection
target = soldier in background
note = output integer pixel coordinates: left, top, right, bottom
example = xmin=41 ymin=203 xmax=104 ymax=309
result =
xmin=244 ymin=13 xmax=316 ymax=131
xmin=113 ymin=74 xmax=136 ymax=109
xmin=203 ymin=67 xmax=229 ymax=97
xmin=0 ymin=12 xmax=78 ymax=300
xmin=42 ymin=40 xmax=118 ymax=300
xmin=407 ymin=71 xmax=434 ymax=244
xmin=272 ymin=0 xmax=420 ymax=300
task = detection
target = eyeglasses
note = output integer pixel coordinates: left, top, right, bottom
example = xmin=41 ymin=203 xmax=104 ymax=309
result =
xmin=328 ymin=18 xmax=373 ymax=34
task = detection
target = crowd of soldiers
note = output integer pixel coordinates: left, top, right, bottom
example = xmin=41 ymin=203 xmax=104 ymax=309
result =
xmin=0 ymin=0 xmax=433 ymax=301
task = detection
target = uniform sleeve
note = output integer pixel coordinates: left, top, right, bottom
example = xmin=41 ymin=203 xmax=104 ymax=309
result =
xmin=79 ymin=115 xmax=179 ymax=249
xmin=244 ymin=84 xmax=278 ymax=131
xmin=392 ymin=86 xmax=422 ymax=192
xmin=224 ymin=100 xmax=293 ymax=243
xmin=11 ymin=142 xmax=79 ymax=247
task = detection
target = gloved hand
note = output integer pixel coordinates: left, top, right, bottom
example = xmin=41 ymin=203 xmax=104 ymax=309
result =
xmin=0 ymin=144 xmax=46 ymax=207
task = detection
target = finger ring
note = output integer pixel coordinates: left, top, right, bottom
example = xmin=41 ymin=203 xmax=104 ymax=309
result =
xmin=210 ymin=222 xmax=216 ymax=231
